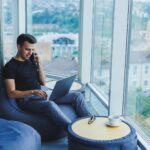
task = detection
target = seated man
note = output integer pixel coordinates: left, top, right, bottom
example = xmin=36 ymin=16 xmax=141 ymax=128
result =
xmin=2 ymin=33 xmax=91 ymax=130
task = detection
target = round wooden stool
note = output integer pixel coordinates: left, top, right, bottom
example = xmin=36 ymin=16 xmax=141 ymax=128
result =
xmin=68 ymin=116 xmax=137 ymax=150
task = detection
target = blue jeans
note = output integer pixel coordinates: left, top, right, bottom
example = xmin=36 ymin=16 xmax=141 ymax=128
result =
xmin=18 ymin=92 xmax=90 ymax=130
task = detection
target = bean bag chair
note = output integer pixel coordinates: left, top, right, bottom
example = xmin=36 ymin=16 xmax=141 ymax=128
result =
xmin=0 ymin=84 xmax=77 ymax=141
xmin=0 ymin=118 xmax=41 ymax=150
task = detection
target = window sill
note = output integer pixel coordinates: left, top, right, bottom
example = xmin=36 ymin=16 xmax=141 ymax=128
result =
xmin=137 ymin=133 xmax=150 ymax=150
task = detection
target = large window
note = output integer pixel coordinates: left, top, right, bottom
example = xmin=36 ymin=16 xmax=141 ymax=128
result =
xmin=91 ymin=0 xmax=114 ymax=98
xmin=2 ymin=0 xmax=17 ymax=64
xmin=26 ymin=0 xmax=80 ymax=76
xmin=126 ymin=0 xmax=150 ymax=143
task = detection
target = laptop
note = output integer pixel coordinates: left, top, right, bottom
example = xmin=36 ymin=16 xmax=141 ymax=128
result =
xmin=43 ymin=75 xmax=76 ymax=101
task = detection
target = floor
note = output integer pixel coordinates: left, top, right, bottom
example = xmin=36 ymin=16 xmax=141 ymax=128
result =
xmin=42 ymin=137 xmax=67 ymax=150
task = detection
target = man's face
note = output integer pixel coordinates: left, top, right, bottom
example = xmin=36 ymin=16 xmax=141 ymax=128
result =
xmin=18 ymin=41 xmax=35 ymax=60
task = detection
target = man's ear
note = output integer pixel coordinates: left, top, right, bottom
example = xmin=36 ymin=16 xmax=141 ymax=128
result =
xmin=17 ymin=44 xmax=21 ymax=51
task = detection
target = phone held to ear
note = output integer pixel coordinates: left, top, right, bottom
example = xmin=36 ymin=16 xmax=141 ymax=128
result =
xmin=30 ymin=53 xmax=37 ymax=65
xmin=30 ymin=53 xmax=34 ymax=62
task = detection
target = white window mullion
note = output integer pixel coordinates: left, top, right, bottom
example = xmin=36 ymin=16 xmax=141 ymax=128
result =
xmin=0 ymin=0 xmax=3 ymax=68
xmin=79 ymin=0 xmax=93 ymax=84
xmin=109 ymin=0 xmax=129 ymax=115
xmin=12 ymin=0 xmax=19 ymax=49
xmin=18 ymin=0 xmax=26 ymax=34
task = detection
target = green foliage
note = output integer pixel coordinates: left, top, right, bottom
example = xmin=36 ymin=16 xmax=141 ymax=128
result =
xmin=136 ymin=93 xmax=150 ymax=117
xmin=127 ymin=86 xmax=150 ymax=118
xmin=32 ymin=4 xmax=79 ymax=33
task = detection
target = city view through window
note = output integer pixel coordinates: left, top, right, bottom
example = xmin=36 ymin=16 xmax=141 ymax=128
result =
xmin=126 ymin=0 xmax=150 ymax=140
xmin=27 ymin=0 xmax=80 ymax=76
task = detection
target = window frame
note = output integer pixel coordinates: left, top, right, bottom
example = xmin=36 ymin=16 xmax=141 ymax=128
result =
xmin=18 ymin=0 xmax=26 ymax=34
xmin=109 ymin=0 xmax=130 ymax=116
xmin=0 ymin=0 xmax=3 ymax=70
xmin=79 ymin=0 xmax=93 ymax=83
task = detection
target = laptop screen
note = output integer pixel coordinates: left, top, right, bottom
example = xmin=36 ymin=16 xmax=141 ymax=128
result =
xmin=48 ymin=75 xmax=76 ymax=100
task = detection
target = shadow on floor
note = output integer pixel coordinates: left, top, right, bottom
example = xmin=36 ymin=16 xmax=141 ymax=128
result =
xmin=42 ymin=137 xmax=68 ymax=150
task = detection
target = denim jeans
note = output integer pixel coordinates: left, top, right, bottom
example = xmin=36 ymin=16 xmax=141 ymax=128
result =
xmin=18 ymin=92 xmax=90 ymax=130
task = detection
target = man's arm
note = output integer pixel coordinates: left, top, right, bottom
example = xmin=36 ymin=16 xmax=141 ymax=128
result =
xmin=35 ymin=53 xmax=46 ymax=85
xmin=4 ymin=79 xmax=47 ymax=99
xmin=37 ymin=62 xmax=46 ymax=85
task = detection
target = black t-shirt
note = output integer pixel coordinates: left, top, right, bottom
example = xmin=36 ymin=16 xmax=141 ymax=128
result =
xmin=2 ymin=58 xmax=41 ymax=90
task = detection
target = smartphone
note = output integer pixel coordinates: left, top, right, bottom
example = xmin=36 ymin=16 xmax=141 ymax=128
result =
xmin=30 ymin=53 xmax=35 ymax=63
xmin=30 ymin=53 xmax=37 ymax=66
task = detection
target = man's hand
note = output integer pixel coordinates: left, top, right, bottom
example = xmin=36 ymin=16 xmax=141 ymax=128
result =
xmin=33 ymin=89 xmax=47 ymax=98
xmin=32 ymin=52 xmax=46 ymax=85
xmin=33 ymin=53 xmax=41 ymax=64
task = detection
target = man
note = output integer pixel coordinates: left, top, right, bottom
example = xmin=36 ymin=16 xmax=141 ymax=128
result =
xmin=3 ymin=33 xmax=91 ymax=130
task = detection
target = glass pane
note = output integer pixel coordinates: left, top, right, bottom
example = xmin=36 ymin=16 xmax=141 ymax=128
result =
xmin=90 ymin=92 xmax=108 ymax=116
xmin=26 ymin=0 xmax=80 ymax=76
xmin=126 ymin=0 xmax=150 ymax=143
xmin=2 ymin=0 xmax=17 ymax=64
xmin=91 ymin=0 xmax=114 ymax=98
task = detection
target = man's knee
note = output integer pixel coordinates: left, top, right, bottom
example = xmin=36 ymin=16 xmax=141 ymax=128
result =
xmin=45 ymin=101 xmax=58 ymax=113
xmin=48 ymin=101 xmax=57 ymax=108
xmin=70 ymin=92 xmax=84 ymax=102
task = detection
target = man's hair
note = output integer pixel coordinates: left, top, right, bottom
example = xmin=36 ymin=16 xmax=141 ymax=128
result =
xmin=17 ymin=33 xmax=37 ymax=46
